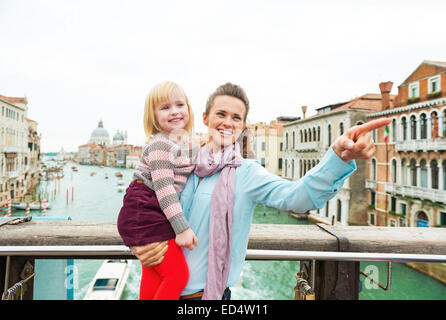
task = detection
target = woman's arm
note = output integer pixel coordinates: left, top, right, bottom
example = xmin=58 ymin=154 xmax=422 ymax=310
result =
xmin=242 ymin=146 xmax=356 ymax=212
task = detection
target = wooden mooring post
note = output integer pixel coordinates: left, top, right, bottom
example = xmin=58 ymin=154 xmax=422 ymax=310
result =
xmin=1 ymin=221 xmax=446 ymax=300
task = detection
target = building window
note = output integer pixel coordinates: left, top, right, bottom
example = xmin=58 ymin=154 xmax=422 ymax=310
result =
xmin=401 ymin=203 xmax=407 ymax=216
xmin=278 ymin=158 xmax=282 ymax=170
xmin=299 ymin=160 xmax=302 ymax=178
xmin=401 ymin=159 xmax=407 ymax=185
xmin=443 ymin=110 xmax=446 ymax=137
xmin=261 ymin=158 xmax=265 ymax=167
xmin=328 ymin=124 xmax=332 ymax=146
xmin=401 ymin=117 xmax=407 ymax=140
xmin=420 ymin=114 xmax=427 ymax=139
xmin=317 ymin=126 xmax=320 ymax=141
xmin=399 ymin=217 xmax=406 ymax=227
xmin=409 ymin=82 xmax=419 ymax=98
xmin=325 ymin=200 xmax=329 ymax=217
xmin=391 ymin=196 xmax=396 ymax=212
xmin=392 ymin=118 xmax=397 ymax=142
xmin=285 ymin=133 xmax=288 ymax=149
xmin=291 ymin=160 xmax=294 ymax=179
xmin=336 ymin=199 xmax=342 ymax=222
xmin=304 ymin=130 xmax=307 ymax=142
xmin=371 ymin=158 xmax=377 ymax=180
xmin=420 ymin=160 xmax=427 ymax=188
xmin=443 ymin=160 xmax=446 ymax=190
xmin=370 ymin=191 xmax=376 ymax=207
xmin=300 ymin=131 xmax=303 ymax=143
xmin=284 ymin=159 xmax=287 ymax=176
xmin=410 ymin=115 xmax=417 ymax=140
xmin=392 ymin=159 xmax=397 ymax=183
xmin=339 ymin=122 xmax=344 ymax=135
xmin=428 ymin=76 xmax=440 ymax=93
xmin=369 ymin=213 xmax=376 ymax=226
xmin=431 ymin=111 xmax=439 ymax=139
xmin=261 ymin=142 xmax=266 ymax=151
xmin=410 ymin=159 xmax=417 ymax=187
xmin=292 ymin=132 xmax=295 ymax=149
xmin=280 ymin=142 xmax=283 ymax=151
xmin=431 ymin=160 xmax=439 ymax=189
xmin=313 ymin=128 xmax=316 ymax=141
xmin=441 ymin=212 xmax=446 ymax=227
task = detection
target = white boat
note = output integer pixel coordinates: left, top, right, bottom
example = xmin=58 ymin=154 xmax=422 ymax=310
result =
xmin=83 ymin=259 xmax=131 ymax=300
xmin=12 ymin=202 xmax=51 ymax=210
xmin=117 ymin=185 xmax=125 ymax=192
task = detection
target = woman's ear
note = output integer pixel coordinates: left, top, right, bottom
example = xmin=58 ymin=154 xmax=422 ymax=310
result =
xmin=202 ymin=112 xmax=208 ymax=126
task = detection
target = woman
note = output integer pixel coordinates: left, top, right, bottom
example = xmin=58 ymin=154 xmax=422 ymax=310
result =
xmin=130 ymin=82 xmax=391 ymax=300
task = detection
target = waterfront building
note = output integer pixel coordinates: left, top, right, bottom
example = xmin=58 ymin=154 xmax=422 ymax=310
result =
xmin=282 ymin=94 xmax=395 ymax=225
xmin=126 ymin=151 xmax=141 ymax=169
xmin=0 ymin=94 xmax=41 ymax=205
xmin=366 ymin=60 xmax=446 ymax=227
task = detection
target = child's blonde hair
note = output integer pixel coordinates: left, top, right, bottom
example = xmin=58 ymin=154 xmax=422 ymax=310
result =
xmin=143 ymin=81 xmax=194 ymax=139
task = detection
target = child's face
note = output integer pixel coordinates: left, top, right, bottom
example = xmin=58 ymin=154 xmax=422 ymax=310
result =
xmin=155 ymin=88 xmax=190 ymax=134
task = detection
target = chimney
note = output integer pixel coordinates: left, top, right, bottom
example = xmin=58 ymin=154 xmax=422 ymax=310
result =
xmin=301 ymin=105 xmax=308 ymax=119
xmin=379 ymin=81 xmax=393 ymax=110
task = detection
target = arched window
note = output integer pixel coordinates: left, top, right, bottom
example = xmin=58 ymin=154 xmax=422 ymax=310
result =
xmin=337 ymin=199 xmax=342 ymax=223
xmin=308 ymin=129 xmax=312 ymax=142
xmin=443 ymin=110 xmax=446 ymax=137
xmin=431 ymin=111 xmax=438 ymax=139
xmin=325 ymin=200 xmax=329 ymax=217
xmin=300 ymin=130 xmax=303 ymax=143
xmin=304 ymin=130 xmax=307 ymax=142
xmin=328 ymin=124 xmax=332 ymax=146
xmin=392 ymin=118 xmax=397 ymax=142
xmin=303 ymin=160 xmax=307 ymax=175
xmin=401 ymin=159 xmax=407 ymax=185
xmin=410 ymin=115 xmax=417 ymax=140
xmin=292 ymin=160 xmax=294 ymax=179
xmin=340 ymin=122 xmax=344 ymax=135
xmin=443 ymin=160 xmax=446 ymax=190
xmin=420 ymin=159 xmax=427 ymax=188
xmin=292 ymin=131 xmax=295 ymax=149
xmin=420 ymin=114 xmax=427 ymax=139
xmin=284 ymin=159 xmax=287 ymax=176
xmin=410 ymin=159 xmax=417 ymax=186
xmin=371 ymin=158 xmax=377 ymax=180
xmin=392 ymin=159 xmax=397 ymax=183
xmin=431 ymin=159 xmax=439 ymax=189
xmin=313 ymin=128 xmax=316 ymax=142
xmin=401 ymin=117 xmax=408 ymax=140
xmin=285 ymin=133 xmax=288 ymax=149
xmin=317 ymin=126 xmax=320 ymax=141
xmin=300 ymin=160 xmax=303 ymax=178
xmin=312 ymin=160 xmax=316 ymax=168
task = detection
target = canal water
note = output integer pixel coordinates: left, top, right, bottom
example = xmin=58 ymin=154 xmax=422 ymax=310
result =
xmin=14 ymin=160 xmax=446 ymax=300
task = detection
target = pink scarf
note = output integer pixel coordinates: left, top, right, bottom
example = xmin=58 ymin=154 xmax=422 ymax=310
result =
xmin=194 ymin=142 xmax=243 ymax=300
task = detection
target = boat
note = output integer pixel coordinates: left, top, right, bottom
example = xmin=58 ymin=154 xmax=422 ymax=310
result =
xmin=115 ymin=172 xmax=123 ymax=178
xmin=12 ymin=202 xmax=51 ymax=210
xmin=90 ymin=172 xmax=96 ymax=176
xmin=117 ymin=185 xmax=125 ymax=192
xmin=105 ymin=173 xmax=109 ymax=179
xmin=83 ymin=259 xmax=131 ymax=300
xmin=72 ymin=166 xmax=78 ymax=172
xmin=117 ymin=179 xmax=124 ymax=186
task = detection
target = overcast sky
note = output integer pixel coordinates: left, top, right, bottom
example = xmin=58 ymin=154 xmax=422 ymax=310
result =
xmin=1 ymin=0 xmax=445 ymax=152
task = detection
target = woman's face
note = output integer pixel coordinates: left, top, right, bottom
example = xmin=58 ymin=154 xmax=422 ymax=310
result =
xmin=203 ymin=95 xmax=246 ymax=151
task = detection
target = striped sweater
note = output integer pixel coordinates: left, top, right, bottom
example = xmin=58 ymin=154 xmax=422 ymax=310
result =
xmin=133 ymin=133 xmax=196 ymax=235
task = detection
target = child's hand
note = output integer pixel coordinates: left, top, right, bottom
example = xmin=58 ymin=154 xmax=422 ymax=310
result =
xmin=175 ymin=228 xmax=198 ymax=250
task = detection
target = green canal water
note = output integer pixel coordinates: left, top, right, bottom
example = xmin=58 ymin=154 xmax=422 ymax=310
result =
xmin=14 ymin=160 xmax=446 ymax=300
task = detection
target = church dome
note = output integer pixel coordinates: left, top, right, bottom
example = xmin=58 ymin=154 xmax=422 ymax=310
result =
xmin=89 ymin=120 xmax=110 ymax=146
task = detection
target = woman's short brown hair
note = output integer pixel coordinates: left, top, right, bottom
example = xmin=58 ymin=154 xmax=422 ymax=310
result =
xmin=205 ymin=82 xmax=250 ymax=122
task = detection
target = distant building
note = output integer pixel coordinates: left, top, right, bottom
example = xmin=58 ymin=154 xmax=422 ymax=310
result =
xmin=366 ymin=60 xmax=446 ymax=228
xmin=89 ymin=120 xmax=111 ymax=147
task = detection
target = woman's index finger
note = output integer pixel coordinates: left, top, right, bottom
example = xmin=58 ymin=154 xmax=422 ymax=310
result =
xmin=353 ymin=118 xmax=392 ymax=138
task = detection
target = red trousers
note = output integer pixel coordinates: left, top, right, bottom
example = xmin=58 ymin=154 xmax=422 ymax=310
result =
xmin=139 ymin=239 xmax=189 ymax=300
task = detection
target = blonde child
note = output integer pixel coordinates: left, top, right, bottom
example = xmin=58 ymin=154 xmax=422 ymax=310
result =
xmin=117 ymin=81 xmax=198 ymax=299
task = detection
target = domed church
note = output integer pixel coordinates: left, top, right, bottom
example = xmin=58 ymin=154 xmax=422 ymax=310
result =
xmin=113 ymin=130 xmax=128 ymax=146
xmin=89 ymin=120 xmax=111 ymax=146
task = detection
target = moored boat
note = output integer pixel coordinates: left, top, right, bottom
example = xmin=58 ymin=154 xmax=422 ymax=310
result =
xmin=83 ymin=259 xmax=131 ymax=300
xmin=12 ymin=202 xmax=51 ymax=210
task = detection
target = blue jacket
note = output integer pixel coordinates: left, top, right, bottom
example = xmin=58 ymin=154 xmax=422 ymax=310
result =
xmin=179 ymin=146 xmax=356 ymax=295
